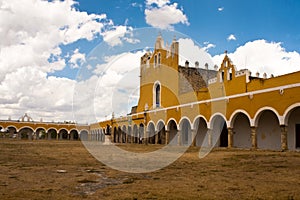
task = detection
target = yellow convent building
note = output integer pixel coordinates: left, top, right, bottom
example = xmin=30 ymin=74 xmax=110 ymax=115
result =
xmin=93 ymin=35 xmax=300 ymax=151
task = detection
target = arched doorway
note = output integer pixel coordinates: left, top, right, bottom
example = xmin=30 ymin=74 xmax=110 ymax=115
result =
xmin=179 ymin=118 xmax=192 ymax=146
xmin=47 ymin=129 xmax=57 ymax=140
xmin=286 ymin=106 xmax=300 ymax=150
xmin=167 ymin=120 xmax=178 ymax=145
xmin=19 ymin=127 xmax=34 ymax=140
xmin=232 ymin=112 xmax=251 ymax=148
xmin=138 ymin=124 xmax=144 ymax=144
xmin=210 ymin=115 xmax=228 ymax=147
xmin=70 ymin=130 xmax=79 ymax=140
xmin=256 ymin=110 xmax=281 ymax=150
xmin=80 ymin=130 xmax=89 ymax=141
xmin=147 ymin=122 xmax=155 ymax=144
xmin=194 ymin=117 xmax=208 ymax=147
xmin=36 ymin=128 xmax=46 ymax=140
xmin=157 ymin=121 xmax=165 ymax=144
xmin=59 ymin=129 xmax=69 ymax=140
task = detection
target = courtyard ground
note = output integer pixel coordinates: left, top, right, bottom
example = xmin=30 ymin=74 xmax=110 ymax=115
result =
xmin=0 ymin=139 xmax=299 ymax=199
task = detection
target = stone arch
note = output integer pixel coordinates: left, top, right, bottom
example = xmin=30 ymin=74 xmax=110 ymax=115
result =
xmin=167 ymin=119 xmax=178 ymax=145
xmin=255 ymin=109 xmax=281 ymax=150
xmin=47 ymin=128 xmax=57 ymax=140
xmin=58 ymin=129 xmax=69 ymax=140
xmin=70 ymin=129 xmax=79 ymax=140
xmin=179 ymin=117 xmax=192 ymax=146
xmin=166 ymin=118 xmax=178 ymax=131
xmin=147 ymin=121 xmax=156 ymax=144
xmin=231 ymin=112 xmax=251 ymax=148
xmin=79 ymin=130 xmax=89 ymax=141
xmin=156 ymin=120 xmax=166 ymax=144
xmin=209 ymin=114 xmax=228 ymax=147
xmin=193 ymin=116 xmax=208 ymax=147
xmin=283 ymin=103 xmax=300 ymax=125
xmin=19 ymin=127 xmax=34 ymax=140
xmin=254 ymin=106 xmax=282 ymax=127
xmin=35 ymin=127 xmax=46 ymax=140
xmin=6 ymin=126 xmax=17 ymax=138
xmin=283 ymin=104 xmax=300 ymax=150
xmin=229 ymin=109 xmax=252 ymax=127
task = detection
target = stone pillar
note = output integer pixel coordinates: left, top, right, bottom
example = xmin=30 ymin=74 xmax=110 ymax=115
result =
xmin=165 ymin=130 xmax=169 ymax=145
xmin=144 ymin=130 xmax=148 ymax=145
xmin=191 ymin=129 xmax=196 ymax=147
xmin=251 ymin=127 xmax=257 ymax=149
xmin=59 ymin=132 xmax=63 ymax=140
xmin=28 ymin=132 xmax=33 ymax=140
xmin=155 ymin=132 xmax=159 ymax=144
xmin=208 ymin=129 xmax=212 ymax=148
xmin=9 ymin=129 xmax=14 ymax=138
xmin=131 ymin=130 xmax=134 ymax=144
xmin=178 ymin=130 xmax=182 ymax=146
xmin=280 ymin=125 xmax=288 ymax=151
xmin=228 ymin=128 xmax=233 ymax=148
xmin=70 ymin=132 xmax=74 ymax=140
xmin=48 ymin=132 xmax=51 ymax=140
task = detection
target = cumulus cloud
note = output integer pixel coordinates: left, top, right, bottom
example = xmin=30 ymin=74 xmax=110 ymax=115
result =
xmin=69 ymin=49 xmax=86 ymax=69
xmin=145 ymin=1 xmax=189 ymax=29
xmin=212 ymin=40 xmax=300 ymax=76
xmin=0 ymin=0 xmax=121 ymax=122
xmin=178 ymin=38 xmax=214 ymax=68
xmin=227 ymin=34 xmax=237 ymax=41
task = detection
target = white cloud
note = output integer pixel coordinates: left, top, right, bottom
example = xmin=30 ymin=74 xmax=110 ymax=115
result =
xmin=203 ymin=43 xmax=216 ymax=52
xmin=218 ymin=7 xmax=224 ymax=11
xmin=212 ymin=40 xmax=300 ymax=76
xmin=178 ymin=38 xmax=214 ymax=68
xmin=227 ymin=34 xmax=236 ymax=41
xmin=69 ymin=49 xmax=86 ymax=69
xmin=145 ymin=1 xmax=189 ymax=29
xmin=0 ymin=0 xmax=117 ymax=122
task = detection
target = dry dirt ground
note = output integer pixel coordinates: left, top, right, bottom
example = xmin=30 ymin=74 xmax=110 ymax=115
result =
xmin=0 ymin=140 xmax=299 ymax=200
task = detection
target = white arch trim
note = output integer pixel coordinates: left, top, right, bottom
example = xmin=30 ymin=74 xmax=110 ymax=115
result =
xmin=166 ymin=118 xmax=178 ymax=131
xmin=178 ymin=116 xmax=193 ymax=130
xmin=208 ymin=112 xmax=228 ymax=129
xmin=46 ymin=127 xmax=58 ymax=133
xmin=192 ymin=115 xmax=208 ymax=130
xmin=147 ymin=121 xmax=155 ymax=131
xmin=229 ymin=109 xmax=253 ymax=127
xmin=79 ymin=129 xmax=89 ymax=135
xmin=58 ymin=128 xmax=70 ymax=134
xmin=253 ymin=106 xmax=283 ymax=126
xmin=4 ymin=125 xmax=18 ymax=132
xmin=18 ymin=126 xmax=35 ymax=132
xmin=283 ymin=103 xmax=300 ymax=125
xmin=155 ymin=119 xmax=165 ymax=131
xmin=34 ymin=127 xmax=47 ymax=132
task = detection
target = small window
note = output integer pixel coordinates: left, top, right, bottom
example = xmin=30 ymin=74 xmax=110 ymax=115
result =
xmin=154 ymin=82 xmax=161 ymax=108
xmin=154 ymin=55 xmax=157 ymax=67
xmin=158 ymin=53 xmax=161 ymax=65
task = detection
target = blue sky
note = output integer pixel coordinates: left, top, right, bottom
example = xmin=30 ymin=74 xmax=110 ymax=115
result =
xmin=1 ymin=0 xmax=300 ymax=122
xmin=74 ymin=0 xmax=300 ymax=53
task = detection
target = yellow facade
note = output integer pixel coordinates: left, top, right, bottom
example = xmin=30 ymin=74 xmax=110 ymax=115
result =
xmin=94 ymin=35 xmax=300 ymax=151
